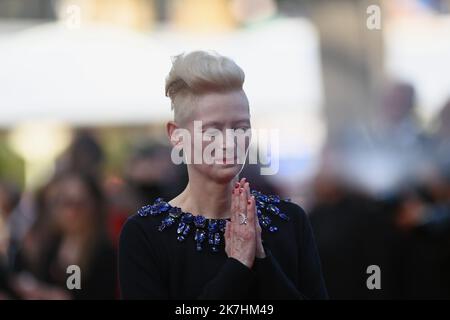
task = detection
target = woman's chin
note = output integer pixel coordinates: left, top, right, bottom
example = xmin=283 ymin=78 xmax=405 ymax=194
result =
xmin=209 ymin=164 xmax=242 ymax=183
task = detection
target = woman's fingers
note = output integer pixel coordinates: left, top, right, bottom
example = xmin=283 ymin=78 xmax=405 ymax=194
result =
xmin=225 ymin=221 xmax=230 ymax=239
xmin=231 ymin=183 xmax=239 ymax=223
xmin=238 ymin=186 xmax=248 ymax=222
xmin=243 ymin=181 xmax=254 ymax=225
xmin=227 ymin=178 xmax=258 ymax=267
xmin=246 ymin=194 xmax=256 ymax=226
xmin=231 ymin=182 xmax=240 ymax=222
xmin=240 ymin=178 xmax=252 ymax=199
xmin=230 ymin=189 xmax=235 ymax=223
xmin=243 ymin=181 xmax=251 ymax=199
xmin=256 ymin=213 xmax=262 ymax=232
xmin=224 ymin=221 xmax=231 ymax=255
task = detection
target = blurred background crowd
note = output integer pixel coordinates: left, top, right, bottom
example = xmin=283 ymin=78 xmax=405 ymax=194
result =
xmin=0 ymin=0 xmax=450 ymax=299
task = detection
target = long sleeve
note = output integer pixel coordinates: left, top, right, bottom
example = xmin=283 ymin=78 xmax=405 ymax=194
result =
xmin=196 ymin=257 xmax=256 ymax=300
xmin=119 ymin=216 xmax=256 ymax=300
xmin=253 ymin=204 xmax=328 ymax=300
xmin=253 ymin=244 xmax=305 ymax=299
xmin=118 ymin=218 xmax=169 ymax=299
xmin=297 ymin=208 xmax=328 ymax=299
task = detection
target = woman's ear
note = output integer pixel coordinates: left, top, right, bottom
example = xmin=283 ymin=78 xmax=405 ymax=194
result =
xmin=166 ymin=121 xmax=181 ymax=148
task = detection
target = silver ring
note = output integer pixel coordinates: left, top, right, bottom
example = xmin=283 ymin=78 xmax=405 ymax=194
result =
xmin=239 ymin=213 xmax=248 ymax=225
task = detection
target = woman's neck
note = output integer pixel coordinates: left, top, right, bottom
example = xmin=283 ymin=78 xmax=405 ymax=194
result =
xmin=169 ymin=175 xmax=239 ymax=219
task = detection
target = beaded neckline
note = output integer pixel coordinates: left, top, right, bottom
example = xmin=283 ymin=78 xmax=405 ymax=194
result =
xmin=137 ymin=189 xmax=291 ymax=253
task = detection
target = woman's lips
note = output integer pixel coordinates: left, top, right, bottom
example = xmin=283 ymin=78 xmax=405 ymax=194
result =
xmin=222 ymin=156 xmax=237 ymax=164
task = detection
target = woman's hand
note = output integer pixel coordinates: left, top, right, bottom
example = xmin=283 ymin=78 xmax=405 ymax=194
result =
xmin=240 ymin=179 xmax=266 ymax=259
xmin=224 ymin=178 xmax=265 ymax=269
xmin=224 ymin=179 xmax=256 ymax=269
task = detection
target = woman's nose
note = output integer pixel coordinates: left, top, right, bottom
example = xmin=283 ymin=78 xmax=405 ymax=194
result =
xmin=224 ymin=130 xmax=237 ymax=149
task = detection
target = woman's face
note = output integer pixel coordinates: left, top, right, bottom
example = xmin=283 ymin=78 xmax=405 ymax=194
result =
xmin=182 ymin=90 xmax=251 ymax=184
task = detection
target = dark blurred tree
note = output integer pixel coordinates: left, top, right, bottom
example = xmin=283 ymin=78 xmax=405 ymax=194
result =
xmin=0 ymin=0 xmax=56 ymax=19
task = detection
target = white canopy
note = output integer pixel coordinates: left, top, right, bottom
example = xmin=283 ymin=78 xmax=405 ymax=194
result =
xmin=0 ymin=18 xmax=323 ymax=128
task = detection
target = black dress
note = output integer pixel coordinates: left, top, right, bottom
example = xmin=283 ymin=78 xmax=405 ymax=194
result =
xmin=118 ymin=190 xmax=328 ymax=300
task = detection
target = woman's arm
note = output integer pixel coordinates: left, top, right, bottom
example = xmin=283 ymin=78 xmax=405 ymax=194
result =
xmin=196 ymin=257 xmax=255 ymax=299
xmin=118 ymin=218 xmax=169 ymax=299
xmin=253 ymin=204 xmax=328 ymax=300
xmin=296 ymin=207 xmax=328 ymax=299
xmin=253 ymin=245 xmax=305 ymax=299
xmin=119 ymin=217 xmax=256 ymax=300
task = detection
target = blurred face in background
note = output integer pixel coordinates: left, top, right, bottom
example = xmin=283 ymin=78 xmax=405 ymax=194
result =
xmin=51 ymin=176 xmax=96 ymax=235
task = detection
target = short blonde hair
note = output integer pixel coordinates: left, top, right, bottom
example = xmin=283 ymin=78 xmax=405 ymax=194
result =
xmin=165 ymin=50 xmax=245 ymax=123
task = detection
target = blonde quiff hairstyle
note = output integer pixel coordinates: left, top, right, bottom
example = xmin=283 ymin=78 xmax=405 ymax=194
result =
xmin=165 ymin=51 xmax=246 ymax=123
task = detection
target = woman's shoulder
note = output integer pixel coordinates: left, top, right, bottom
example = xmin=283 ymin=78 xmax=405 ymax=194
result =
xmin=119 ymin=199 xmax=169 ymax=241
xmin=119 ymin=200 xmax=172 ymax=258
xmin=120 ymin=196 xmax=188 ymax=243
xmin=276 ymin=197 xmax=308 ymax=221
xmin=124 ymin=197 xmax=171 ymax=222
xmin=250 ymin=190 xmax=308 ymax=233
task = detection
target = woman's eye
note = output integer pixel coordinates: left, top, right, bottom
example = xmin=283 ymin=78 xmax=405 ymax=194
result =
xmin=204 ymin=129 xmax=221 ymax=137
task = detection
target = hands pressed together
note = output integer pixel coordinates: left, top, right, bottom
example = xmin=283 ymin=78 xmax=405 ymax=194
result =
xmin=224 ymin=178 xmax=266 ymax=269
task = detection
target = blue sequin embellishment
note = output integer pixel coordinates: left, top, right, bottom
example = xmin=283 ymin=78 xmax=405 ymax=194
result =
xmin=139 ymin=189 xmax=291 ymax=252
xmin=194 ymin=229 xmax=206 ymax=251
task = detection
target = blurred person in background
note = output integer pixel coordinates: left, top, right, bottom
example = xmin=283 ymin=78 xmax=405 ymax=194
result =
xmin=308 ymin=156 xmax=406 ymax=299
xmin=14 ymin=174 xmax=66 ymax=280
xmin=375 ymin=82 xmax=430 ymax=181
xmin=123 ymin=141 xmax=188 ymax=208
xmin=393 ymin=99 xmax=450 ymax=299
xmin=0 ymin=181 xmax=21 ymax=299
xmin=309 ymin=85 xmax=450 ymax=299
xmin=307 ymin=82 xmax=420 ymax=299
xmin=56 ymin=130 xmax=105 ymax=179
xmin=433 ymin=99 xmax=450 ymax=154
xmin=377 ymin=82 xmax=423 ymax=147
xmin=13 ymin=172 xmax=116 ymax=299
xmin=393 ymin=187 xmax=450 ymax=299
xmin=105 ymin=141 xmax=189 ymax=249
xmin=0 ymin=181 xmax=21 ymax=265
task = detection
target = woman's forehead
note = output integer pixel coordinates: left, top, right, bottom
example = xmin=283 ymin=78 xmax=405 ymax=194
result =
xmin=191 ymin=91 xmax=250 ymax=121
xmin=197 ymin=91 xmax=248 ymax=109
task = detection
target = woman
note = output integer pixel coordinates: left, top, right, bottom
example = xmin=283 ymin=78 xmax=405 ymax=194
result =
xmin=14 ymin=172 xmax=116 ymax=299
xmin=118 ymin=51 xmax=327 ymax=299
